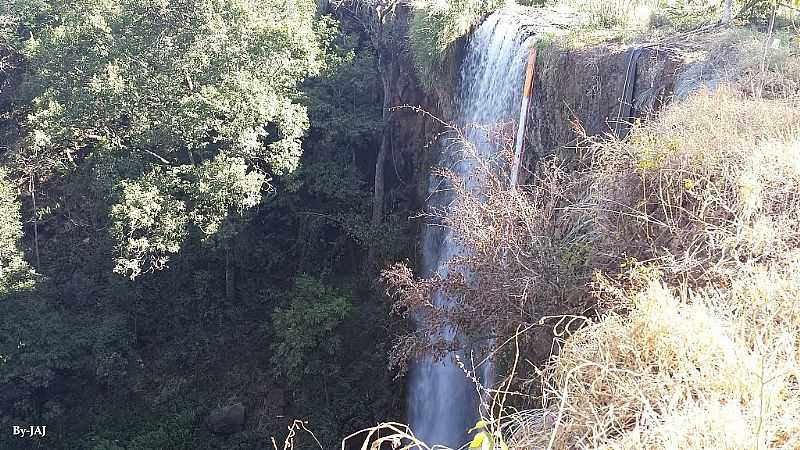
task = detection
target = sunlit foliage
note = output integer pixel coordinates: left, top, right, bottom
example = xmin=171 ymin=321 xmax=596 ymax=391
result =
xmin=8 ymin=0 xmax=325 ymax=277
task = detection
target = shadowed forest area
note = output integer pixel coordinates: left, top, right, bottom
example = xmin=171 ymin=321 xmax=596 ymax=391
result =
xmin=1 ymin=0 xmax=799 ymax=449
xmin=0 ymin=1 xmax=410 ymax=448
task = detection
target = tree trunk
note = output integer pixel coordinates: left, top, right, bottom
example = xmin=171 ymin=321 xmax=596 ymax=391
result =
xmin=372 ymin=131 xmax=388 ymax=228
xmin=722 ymin=0 xmax=733 ymax=24
xmin=366 ymin=90 xmax=389 ymax=269
xmin=759 ymin=2 xmax=778 ymax=76
xmin=367 ymin=50 xmax=398 ymax=269
xmin=225 ymin=246 xmax=235 ymax=301
xmin=372 ymin=52 xmax=398 ymax=228
xmin=29 ymin=172 xmax=40 ymax=272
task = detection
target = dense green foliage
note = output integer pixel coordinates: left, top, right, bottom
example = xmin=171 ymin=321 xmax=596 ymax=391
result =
xmin=7 ymin=0 xmax=324 ymax=278
xmin=0 ymin=1 xmax=408 ymax=449
xmin=0 ymin=170 xmax=33 ymax=294
xmin=271 ymin=276 xmax=352 ymax=383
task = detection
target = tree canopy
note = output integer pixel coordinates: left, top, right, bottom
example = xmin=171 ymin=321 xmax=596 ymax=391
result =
xmin=7 ymin=0 xmax=327 ymax=277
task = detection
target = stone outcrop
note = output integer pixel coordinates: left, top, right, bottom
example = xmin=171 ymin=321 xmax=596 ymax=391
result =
xmin=206 ymin=403 xmax=246 ymax=434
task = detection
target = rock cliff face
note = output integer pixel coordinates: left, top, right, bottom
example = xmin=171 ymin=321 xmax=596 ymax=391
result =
xmin=365 ymin=8 xmax=732 ymax=383
xmin=375 ymin=9 xmax=696 ymax=263
xmin=339 ymin=3 xmax=720 ymax=270
xmin=524 ymin=41 xmax=687 ymax=172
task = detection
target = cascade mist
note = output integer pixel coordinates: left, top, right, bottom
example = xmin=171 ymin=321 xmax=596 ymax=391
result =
xmin=409 ymin=11 xmax=534 ymax=448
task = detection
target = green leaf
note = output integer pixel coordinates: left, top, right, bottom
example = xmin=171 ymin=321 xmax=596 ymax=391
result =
xmin=468 ymin=432 xmax=485 ymax=449
xmin=468 ymin=419 xmax=488 ymax=432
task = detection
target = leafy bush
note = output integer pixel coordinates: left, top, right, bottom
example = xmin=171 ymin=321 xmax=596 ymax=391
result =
xmin=408 ymin=0 xmax=506 ymax=90
xmin=109 ymin=171 xmax=189 ymax=278
xmin=271 ymin=276 xmax=352 ymax=382
xmin=0 ymin=169 xmax=33 ymax=294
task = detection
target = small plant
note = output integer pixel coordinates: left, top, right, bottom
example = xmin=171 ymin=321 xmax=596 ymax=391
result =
xmin=383 ymin=119 xmax=594 ymax=371
xmin=408 ymin=0 xmax=506 ymax=90
xmin=563 ymin=0 xmax=660 ymax=29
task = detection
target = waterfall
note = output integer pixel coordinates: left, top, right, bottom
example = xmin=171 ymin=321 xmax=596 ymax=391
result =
xmin=409 ymin=11 xmax=535 ymax=449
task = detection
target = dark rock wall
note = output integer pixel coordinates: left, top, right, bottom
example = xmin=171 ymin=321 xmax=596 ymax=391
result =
xmin=523 ymin=42 xmax=685 ymax=172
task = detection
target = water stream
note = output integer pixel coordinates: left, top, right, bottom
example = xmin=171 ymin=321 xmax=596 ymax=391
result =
xmin=409 ymin=11 xmax=535 ymax=449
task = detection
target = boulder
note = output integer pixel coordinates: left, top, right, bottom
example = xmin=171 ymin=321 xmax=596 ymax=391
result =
xmin=206 ymin=403 xmax=246 ymax=434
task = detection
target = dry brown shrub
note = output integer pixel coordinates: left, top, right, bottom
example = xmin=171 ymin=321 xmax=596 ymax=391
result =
xmin=382 ymin=124 xmax=598 ymax=371
xmin=540 ymin=262 xmax=800 ymax=449
xmin=534 ymin=87 xmax=800 ymax=449
xmin=589 ymin=88 xmax=800 ymax=290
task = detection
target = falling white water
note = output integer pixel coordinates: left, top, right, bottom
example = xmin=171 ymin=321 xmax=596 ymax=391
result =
xmin=409 ymin=11 xmax=535 ymax=449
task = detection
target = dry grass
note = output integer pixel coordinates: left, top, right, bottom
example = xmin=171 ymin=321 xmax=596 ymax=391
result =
xmin=380 ymin=91 xmax=800 ymax=450
xmin=534 ymin=85 xmax=800 ymax=448
xmin=589 ymin=90 xmax=800 ymax=286
xmin=271 ymin=420 xmax=324 ymax=450
xmin=540 ymin=264 xmax=800 ymax=449
xmin=375 ymin=23 xmax=800 ymax=450
xmin=561 ymin=0 xmax=661 ymax=29
xmin=673 ymin=28 xmax=800 ymax=100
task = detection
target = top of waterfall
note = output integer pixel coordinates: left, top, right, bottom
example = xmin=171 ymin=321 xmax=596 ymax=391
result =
xmin=487 ymin=4 xmax=585 ymax=34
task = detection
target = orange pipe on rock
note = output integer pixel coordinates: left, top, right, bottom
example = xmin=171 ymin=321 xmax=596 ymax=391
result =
xmin=510 ymin=46 xmax=537 ymax=189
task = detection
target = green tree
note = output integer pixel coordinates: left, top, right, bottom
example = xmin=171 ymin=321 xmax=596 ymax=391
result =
xmin=8 ymin=0 xmax=327 ymax=278
xmin=271 ymin=275 xmax=352 ymax=383
xmin=0 ymin=168 xmax=33 ymax=294
xmin=0 ymin=169 xmax=78 ymax=431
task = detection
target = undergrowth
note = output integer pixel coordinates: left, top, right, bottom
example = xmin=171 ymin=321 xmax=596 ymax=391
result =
xmin=536 ymin=83 xmax=800 ymax=448
xmin=377 ymin=21 xmax=800 ymax=450
xmin=408 ymin=0 xmax=506 ymax=91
